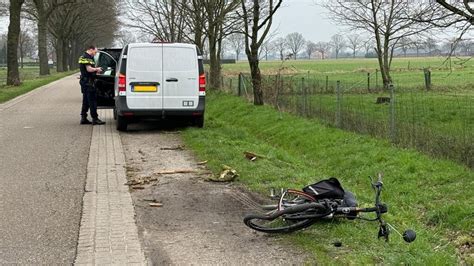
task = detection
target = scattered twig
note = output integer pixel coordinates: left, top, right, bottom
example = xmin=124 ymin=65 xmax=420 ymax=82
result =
xmin=160 ymin=145 xmax=185 ymax=151
xmin=154 ymin=169 xmax=197 ymax=175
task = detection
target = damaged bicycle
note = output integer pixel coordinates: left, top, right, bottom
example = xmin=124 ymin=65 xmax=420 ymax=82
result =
xmin=243 ymin=173 xmax=416 ymax=243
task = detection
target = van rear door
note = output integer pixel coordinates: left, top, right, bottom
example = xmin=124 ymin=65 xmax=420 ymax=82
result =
xmin=126 ymin=44 xmax=163 ymax=109
xmin=162 ymin=44 xmax=199 ymax=110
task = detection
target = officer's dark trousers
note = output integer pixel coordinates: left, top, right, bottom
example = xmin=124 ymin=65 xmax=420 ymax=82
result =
xmin=80 ymin=80 xmax=98 ymax=119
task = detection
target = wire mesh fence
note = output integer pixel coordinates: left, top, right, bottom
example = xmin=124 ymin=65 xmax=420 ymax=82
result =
xmin=221 ymin=73 xmax=474 ymax=168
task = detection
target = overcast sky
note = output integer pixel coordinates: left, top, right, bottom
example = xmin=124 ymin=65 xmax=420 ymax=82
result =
xmin=0 ymin=1 xmax=469 ymax=42
xmin=272 ymin=0 xmax=340 ymax=41
xmin=0 ymin=1 xmax=341 ymax=41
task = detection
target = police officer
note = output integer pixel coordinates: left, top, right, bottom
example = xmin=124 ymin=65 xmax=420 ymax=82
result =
xmin=79 ymin=45 xmax=105 ymax=125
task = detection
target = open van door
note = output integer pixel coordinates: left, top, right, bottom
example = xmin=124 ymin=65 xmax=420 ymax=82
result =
xmin=94 ymin=49 xmax=121 ymax=107
xmin=162 ymin=44 xmax=200 ymax=110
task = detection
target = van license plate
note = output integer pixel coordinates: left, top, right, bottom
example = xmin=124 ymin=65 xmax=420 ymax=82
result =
xmin=133 ymin=85 xmax=158 ymax=92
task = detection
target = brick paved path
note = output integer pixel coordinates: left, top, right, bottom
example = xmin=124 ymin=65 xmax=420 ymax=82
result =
xmin=75 ymin=110 xmax=146 ymax=264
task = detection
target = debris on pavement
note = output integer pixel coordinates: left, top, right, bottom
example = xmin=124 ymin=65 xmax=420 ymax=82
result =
xmin=160 ymin=145 xmax=185 ymax=151
xmin=154 ymin=169 xmax=197 ymax=175
xmin=149 ymin=202 xmax=164 ymax=207
xmin=131 ymin=185 xmax=145 ymax=190
xmin=207 ymin=165 xmax=239 ymax=182
xmin=125 ymin=175 xmax=158 ymax=186
xmin=197 ymin=160 xmax=208 ymax=165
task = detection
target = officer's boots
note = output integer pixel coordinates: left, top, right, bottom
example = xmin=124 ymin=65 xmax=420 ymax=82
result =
xmin=92 ymin=118 xmax=106 ymax=125
xmin=80 ymin=116 xmax=92 ymax=125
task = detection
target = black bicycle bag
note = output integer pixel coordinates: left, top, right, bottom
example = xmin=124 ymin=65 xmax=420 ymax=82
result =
xmin=303 ymin=177 xmax=345 ymax=199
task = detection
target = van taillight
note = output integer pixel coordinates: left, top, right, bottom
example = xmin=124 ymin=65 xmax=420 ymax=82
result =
xmin=199 ymin=74 xmax=206 ymax=96
xmin=118 ymin=74 xmax=126 ymax=96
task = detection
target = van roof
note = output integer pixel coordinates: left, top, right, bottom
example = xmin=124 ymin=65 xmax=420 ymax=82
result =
xmin=128 ymin=43 xmax=197 ymax=49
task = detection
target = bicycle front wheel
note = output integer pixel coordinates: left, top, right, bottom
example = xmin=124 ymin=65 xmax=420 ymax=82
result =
xmin=243 ymin=212 xmax=316 ymax=233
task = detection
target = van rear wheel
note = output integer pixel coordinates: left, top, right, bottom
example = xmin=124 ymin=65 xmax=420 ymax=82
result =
xmin=116 ymin=115 xmax=128 ymax=131
xmin=192 ymin=116 xmax=204 ymax=128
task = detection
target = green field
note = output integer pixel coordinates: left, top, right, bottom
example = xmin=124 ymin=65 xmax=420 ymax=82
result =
xmin=220 ymin=58 xmax=474 ymax=168
xmin=221 ymin=57 xmax=474 ymax=90
xmin=183 ymin=93 xmax=473 ymax=264
xmin=0 ymin=67 xmax=76 ymax=103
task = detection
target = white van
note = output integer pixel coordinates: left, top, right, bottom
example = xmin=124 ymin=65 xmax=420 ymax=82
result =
xmin=113 ymin=43 xmax=206 ymax=131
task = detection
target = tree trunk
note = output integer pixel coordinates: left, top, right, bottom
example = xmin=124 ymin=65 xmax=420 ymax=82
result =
xmin=249 ymin=56 xmax=263 ymax=105
xmin=69 ymin=40 xmax=76 ymax=70
xmin=208 ymin=35 xmax=221 ymax=89
xmin=62 ymin=39 xmax=69 ymax=71
xmin=20 ymin=49 xmax=24 ymax=69
xmin=37 ymin=15 xmax=50 ymax=75
xmin=7 ymin=0 xmax=24 ymax=86
xmin=56 ymin=39 xmax=64 ymax=72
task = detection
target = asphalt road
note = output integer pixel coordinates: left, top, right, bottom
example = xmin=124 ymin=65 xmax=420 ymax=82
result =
xmin=0 ymin=75 xmax=92 ymax=263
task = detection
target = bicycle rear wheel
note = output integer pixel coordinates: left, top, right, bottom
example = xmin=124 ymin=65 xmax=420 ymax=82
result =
xmin=243 ymin=190 xmax=327 ymax=233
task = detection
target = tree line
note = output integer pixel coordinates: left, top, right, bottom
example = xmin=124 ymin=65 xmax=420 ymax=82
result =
xmin=3 ymin=0 xmax=473 ymax=105
xmin=124 ymin=0 xmax=472 ymax=102
xmin=2 ymin=0 xmax=118 ymax=86
xmin=219 ymin=32 xmax=473 ymax=61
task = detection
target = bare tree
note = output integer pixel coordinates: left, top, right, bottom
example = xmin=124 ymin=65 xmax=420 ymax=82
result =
xmin=47 ymin=1 xmax=79 ymax=72
xmin=411 ymin=38 xmax=426 ymax=57
xmin=424 ymin=36 xmax=439 ymax=56
xmin=24 ymin=0 xmax=76 ymax=76
xmin=324 ymin=1 xmax=437 ymax=88
xmin=398 ymin=37 xmax=411 ymax=57
xmin=0 ymin=34 xmax=7 ymax=65
xmin=346 ymin=34 xmax=362 ymax=58
xmin=458 ymin=39 xmax=473 ymax=55
xmin=315 ymin=41 xmax=330 ymax=59
xmin=66 ymin=0 xmax=118 ymax=70
xmin=18 ymin=25 xmax=35 ymax=68
xmin=124 ymin=0 xmax=188 ymax=43
xmin=240 ymin=0 xmax=283 ymax=105
xmin=273 ymin=37 xmax=287 ymax=60
xmin=116 ymin=29 xmax=137 ymax=47
xmin=362 ymin=38 xmax=375 ymax=57
xmin=305 ymin=40 xmax=317 ymax=59
xmin=330 ymin=34 xmax=345 ymax=59
xmin=286 ymin=32 xmax=305 ymax=60
xmin=178 ymin=0 xmax=207 ymax=52
xmin=259 ymin=39 xmax=274 ymax=61
xmin=199 ymin=0 xmax=240 ymax=89
xmin=7 ymin=0 xmax=25 ymax=85
xmin=435 ymin=0 xmax=474 ymax=25
xmin=227 ymin=33 xmax=244 ymax=60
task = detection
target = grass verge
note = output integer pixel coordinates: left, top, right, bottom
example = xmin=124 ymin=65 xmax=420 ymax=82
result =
xmin=182 ymin=92 xmax=473 ymax=264
xmin=0 ymin=71 xmax=76 ymax=103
